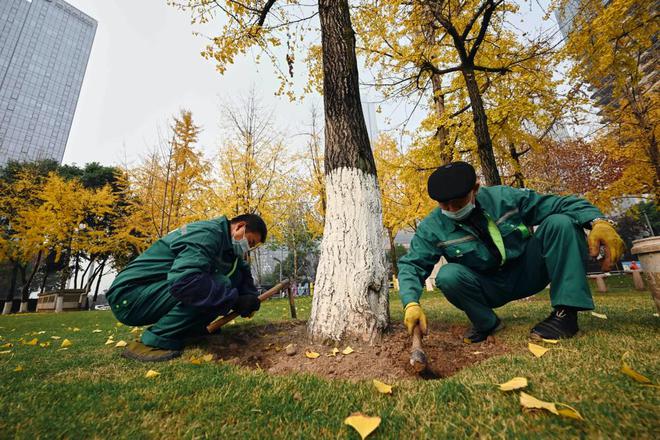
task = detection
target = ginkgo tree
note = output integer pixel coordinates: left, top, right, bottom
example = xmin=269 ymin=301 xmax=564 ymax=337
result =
xmin=170 ymin=0 xmax=389 ymax=342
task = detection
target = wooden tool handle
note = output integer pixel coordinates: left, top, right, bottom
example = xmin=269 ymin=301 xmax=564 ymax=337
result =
xmin=411 ymin=324 xmax=423 ymax=351
xmin=206 ymin=279 xmax=290 ymax=334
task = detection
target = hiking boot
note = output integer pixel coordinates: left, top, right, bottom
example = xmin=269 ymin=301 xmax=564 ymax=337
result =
xmin=121 ymin=341 xmax=182 ymax=362
xmin=463 ymin=317 xmax=504 ymax=344
xmin=530 ymin=307 xmax=579 ymax=340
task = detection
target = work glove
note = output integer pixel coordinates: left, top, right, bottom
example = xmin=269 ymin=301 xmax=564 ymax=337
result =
xmin=588 ymin=220 xmax=625 ymax=272
xmin=403 ymin=302 xmax=428 ymax=335
xmin=233 ymin=294 xmax=260 ymax=318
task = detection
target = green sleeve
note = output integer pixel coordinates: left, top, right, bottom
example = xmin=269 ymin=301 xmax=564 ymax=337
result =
xmin=167 ymin=225 xmax=223 ymax=283
xmin=502 ymin=186 xmax=603 ymax=227
xmin=397 ymin=227 xmax=442 ymax=308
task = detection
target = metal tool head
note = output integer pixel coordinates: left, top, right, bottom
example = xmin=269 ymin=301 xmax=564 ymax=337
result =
xmin=410 ymin=348 xmax=428 ymax=373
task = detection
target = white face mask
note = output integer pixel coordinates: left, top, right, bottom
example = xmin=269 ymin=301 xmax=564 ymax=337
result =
xmin=232 ymin=226 xmax=250 ymax=256
xmin=442 ymin=192 xmax=476 ymax=221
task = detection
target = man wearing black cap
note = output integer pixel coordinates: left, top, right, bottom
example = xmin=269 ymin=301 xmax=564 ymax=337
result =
xmin=398 ymin=161 xmax=625 ymax=342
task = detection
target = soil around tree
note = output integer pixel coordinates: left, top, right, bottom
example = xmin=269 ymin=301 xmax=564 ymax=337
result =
xmin=206 ymin=320 xmax=509 ymax=381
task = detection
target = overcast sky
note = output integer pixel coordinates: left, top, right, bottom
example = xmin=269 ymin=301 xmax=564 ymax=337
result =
xmin=61 ymin=0 xmax=555 ymax=168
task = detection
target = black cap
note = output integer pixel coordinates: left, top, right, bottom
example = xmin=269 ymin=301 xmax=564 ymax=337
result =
xmin=427 ymin=161 xmax=476 ymax=202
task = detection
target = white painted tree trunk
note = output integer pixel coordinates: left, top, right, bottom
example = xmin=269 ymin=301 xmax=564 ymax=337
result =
xmin=2 ymin=301 xmax=12 ymax=315
xmin=308 ymin=167 xmax=389 ymax=343
xmin=19 ymin=301 xmax=28 ymax=313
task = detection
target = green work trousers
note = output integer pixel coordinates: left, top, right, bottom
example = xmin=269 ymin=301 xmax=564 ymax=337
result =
xmin=108 ymin=279 xmax=217 ymax=350
xmin=434 ymin=214 xmax=594 ymax=331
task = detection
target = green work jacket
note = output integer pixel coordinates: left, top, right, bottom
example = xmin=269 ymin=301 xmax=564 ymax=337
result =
xmin=397 ymin=186 xmax=603 ymax=307
xmin=108 ymin=216 xmax=247 ymax=296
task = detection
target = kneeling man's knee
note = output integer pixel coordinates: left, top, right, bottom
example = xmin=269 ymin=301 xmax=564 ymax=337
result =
xmin=435 ymin=263 xmax=472 ymax=298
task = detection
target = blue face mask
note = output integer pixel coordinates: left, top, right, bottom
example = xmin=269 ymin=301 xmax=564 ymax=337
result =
xmin=442 ymin=201 xmax=475 ymax=221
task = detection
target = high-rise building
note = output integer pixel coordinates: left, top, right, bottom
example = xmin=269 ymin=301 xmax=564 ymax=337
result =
xmin=0 ymin=0 xmax=96 ymax=166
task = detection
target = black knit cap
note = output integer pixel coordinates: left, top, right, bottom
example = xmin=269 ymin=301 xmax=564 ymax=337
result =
xmin=427 ymin=161 xmax=477 ymax=202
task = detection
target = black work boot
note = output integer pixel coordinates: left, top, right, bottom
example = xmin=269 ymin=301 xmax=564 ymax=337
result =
xmin=463 ymin=317 xmax=504 ymax=344
xmin=530 ymin=307 xmax=579 ymax=340
xmin=121 ymin=341 xmax=182 ymax=362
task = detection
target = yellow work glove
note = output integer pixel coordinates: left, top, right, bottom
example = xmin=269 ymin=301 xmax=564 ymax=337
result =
xmin=588 ymin=220 xmax=625 ymax=271
xmin=403 ymin=302 xmax=428 ymax=335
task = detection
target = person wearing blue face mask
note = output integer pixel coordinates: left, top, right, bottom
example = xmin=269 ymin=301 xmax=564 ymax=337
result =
xmin=106 ymin=214 xmax=267 ymax=362
xmin=399 ymin=162 xmax=625 ymax=343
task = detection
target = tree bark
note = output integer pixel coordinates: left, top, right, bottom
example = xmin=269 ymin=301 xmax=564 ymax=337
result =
xmin=92 ymin=258 xmax=106 ymax=308
xmin=308 ymin=0 xmax=389 ymax=343
xmin=3 ymin=263 xmax=19 ymax=315
xmin=431 ymin=71 xmax=452 ymax=164
xmin=387 ymin=228 xmax=398 ymax=277
xmin=462 ymin=68 xmax=501 ymax=185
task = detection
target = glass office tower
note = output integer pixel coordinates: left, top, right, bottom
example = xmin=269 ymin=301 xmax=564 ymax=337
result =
xmin=0 ymin=0 xmax=96 ymax=165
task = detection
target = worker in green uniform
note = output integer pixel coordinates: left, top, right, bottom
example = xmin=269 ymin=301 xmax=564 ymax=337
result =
xmin=107 ymin=214 xmax=267 ymax=361
xmin=399 ymin=162 xmax=625 ymax=343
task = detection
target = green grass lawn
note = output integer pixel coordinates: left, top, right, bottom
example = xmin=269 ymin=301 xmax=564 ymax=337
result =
xmin=1 ymin=281 xmax=658 ymax=439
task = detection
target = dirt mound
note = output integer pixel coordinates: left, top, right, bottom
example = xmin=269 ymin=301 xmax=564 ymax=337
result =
xmin=207 ymin=321 xmax=509 ymax=381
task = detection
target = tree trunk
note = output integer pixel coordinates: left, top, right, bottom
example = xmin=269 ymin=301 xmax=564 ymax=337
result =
xmin=387 ymin=228 xmax=399 ymax=277
xmin=73 ymin=252 xmax=80 ymax=289
xmin=430 ymin=72 xmax=452 ymax=164
xmin=21 ymin=250 xmax=43 ymax=303
xmin=462 ymin=68 xmax=501 ymax=185
xmin=2 ymin=263 xmax=19 ymax=315
xmin=91 ymin=259 xmax=106 ymax=309
xmin=309 ymin=0 xmax=389 ymax=343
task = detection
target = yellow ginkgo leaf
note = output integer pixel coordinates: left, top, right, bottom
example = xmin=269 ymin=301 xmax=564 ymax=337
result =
xmin=499 ymin=377 xmax=528 ymax=391
xmin=145 ymin=369 xmax=160 ymax=378
xmin=373 ymin=379 xmax=393 ymax=394
xmin=556 ymin=403 xmax=584 ymax=420
xmin=0 ymin=350 xmax=11 ymax=355
xmin=115 ymin=340 xmax=128 ymax=348
xmin=621 ymin=353 xmax=652 ymax=384
xmin=14 ymin=365 xmax=23 ymax=372
xmin=25 ymin=338 xmax=38 ymax=346
xmin=130 ymin=327 xmax=141 ymax=334
xmin=344 ymin=413 xmax=381 ymax=440
xmin=327 ymin=347 xmax=340 ymax=357
xmin=50 ymin=336 xmax=61 ymax=340
xmin=36 ymin=331 xmax=46 ymax=334
xmin=520 ymin=391 xmax=558 ymax=415
xmin=342 ymin=346 xmax=354 ymax=355
xmin=202 ymin=354 xmax=214 ymax=362
xmin=39 ymin=342 xmax=50 ymax=348
xmin=528 ymin=343 xmax=549 ymax=358
xmin=0 ymin=343 xmax=12 ymax=348
xmin=116 ymin=322 xmax=123 ymax=327
xmin=305 ymin=351 xmax=320 ymax=359
xmin=541 ymin=339 xmax=559 ymax=344
xmin=61 ymin=339 xmax=72 ymax=348
xmin=92 ymin=329 xmax=103 ymax=333
xmin=190 ymin=357 xmax=202 ymax=365
xmin=72 ymin=327 xmax=81 ymax=332
xmin=591 ymin=312 xmax=608 ymax=319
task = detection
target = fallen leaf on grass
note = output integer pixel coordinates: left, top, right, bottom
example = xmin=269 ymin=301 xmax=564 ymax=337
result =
xmin=201 ymin=354 xmax=214 ymax=362
xmin=56 ymin=348 xmax=68 ymax=351
xmin=36 ymin=331 xmax=46 ymax=335
xmin=373 ymin=379 xmax=393 ymax=394
xmin=130 ymin=327 xmax=141 ymax=334
xmin=61 ymin=339 xmax=72 ymax=348
xmin=621 ymin=352 xmax=652 ymax=384
xmin=72 ymin=327 xmax=81 ymax=332
xmin=104 ymin=338 xmax=115 ymax=345
xmin=0 ymin=343 xmax=12 ymax=349
xmin=145 ymin=370 xmax=160 ymax=378
xmin=342 ymin=346 xmax=354 ymax=355
xmin=344 ymin=413 xmax=381 ymax=440
xmin=24 ymin=338 xmax=38 ymax=346
xmin=528 ymin=343 xmax=549 ymax=358
xmin=115 ymin=340 xmax=128 ymax=348
xmin=591 ymin=312 xmax=608 ymax=319
xmin=14 ymin=365 xmax=23 ymax=372
xmin=498 ymin=377 xmax=528 ymax=391
xmin=541 ymin=339 xmax=559 ymax=344
xmin=92 ymin=329 xmax=103 ymax=333
xmin=50 ymin=336 xmax=61 ymax=340
xmin=190 ymin=357 xmax=202 ymax=365
xmin=0 ymin=350 xmax=11 ymax=355
xmin=39 ymin=342 xmax=50 ymax=348
xmin=305 ymin=351 xmax=320 ymax=359
xmin=520 ymin=392 xmax=583 ymax=420
xmin=327 ymin=347 xmax=339 ymax=357
xmin=115 ymin=323 xmax=123 ymax=327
